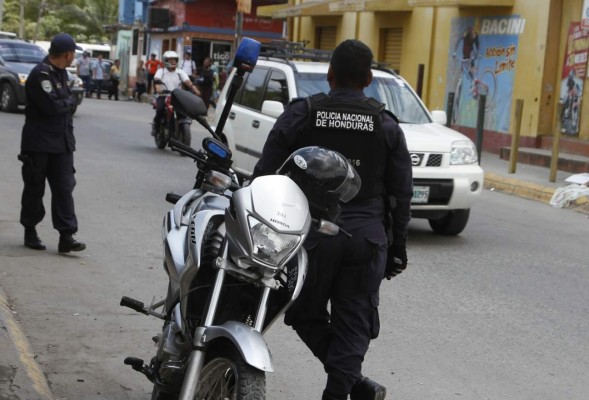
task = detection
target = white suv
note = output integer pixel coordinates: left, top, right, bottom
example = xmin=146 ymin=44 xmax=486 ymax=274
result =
xmin=213 ymin=54 xmax=484 ymax=235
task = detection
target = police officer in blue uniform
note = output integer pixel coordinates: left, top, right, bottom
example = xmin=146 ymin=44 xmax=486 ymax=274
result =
xmin=19 ymin=33 xmax=86 ymax=253
xmin=253 ymin=40 xmax=413 ymax=400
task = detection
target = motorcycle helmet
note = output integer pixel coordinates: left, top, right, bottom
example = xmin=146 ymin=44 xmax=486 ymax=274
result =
xmin=163 ymin=50 xmax=179 ymax=68
xmin=277 ymin=146 xmax=361 ymax=222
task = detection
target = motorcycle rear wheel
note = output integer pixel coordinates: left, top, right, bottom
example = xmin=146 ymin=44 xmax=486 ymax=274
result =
xmin=195 ymin=345 xmax=266 ymax=399
xmin=179 ymin=123 xmax=191 ymax=148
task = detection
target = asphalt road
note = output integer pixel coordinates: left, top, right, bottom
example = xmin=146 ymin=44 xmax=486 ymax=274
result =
xmin=1 ymin=98 xmax=588 ymax=400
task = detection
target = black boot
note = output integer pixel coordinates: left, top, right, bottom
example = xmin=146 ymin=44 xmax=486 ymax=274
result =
xmin=24 ymin=227 xmax=46 ymax=250
xmin=350 ymin=377 xmax=386 ymax=400
xmin=58 ymin=234 xmax=86 ymax=253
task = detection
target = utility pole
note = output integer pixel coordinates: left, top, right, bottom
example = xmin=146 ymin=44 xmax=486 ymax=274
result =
xmin=0 ymin=0 xmax=5 ymax=31
xmin=19 ymin=0 xmax=25 ymax=38
xmin=34 ymin=0 xmax=47 ymax=42
xmin=234 ymin=0 xmax=251 ymax=54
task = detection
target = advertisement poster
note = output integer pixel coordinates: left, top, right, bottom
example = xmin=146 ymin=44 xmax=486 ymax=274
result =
xmin=559 ymin=22 xmax=588 ymax=136
xmin=445 ymin=15 xmax=524 ymax=133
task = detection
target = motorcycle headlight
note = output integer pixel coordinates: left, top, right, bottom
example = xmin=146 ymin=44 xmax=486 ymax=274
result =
xmin=248 ymin=216 xmax=300 ymax=267
xmin=18 ymin=73 xmax=28 ymax=85
xmin=450 ymin=140 xmax=478 ymax=165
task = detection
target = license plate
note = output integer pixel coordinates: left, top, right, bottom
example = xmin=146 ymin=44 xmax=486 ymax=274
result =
xmin=412 ymin=186 xmax=430 ymax=204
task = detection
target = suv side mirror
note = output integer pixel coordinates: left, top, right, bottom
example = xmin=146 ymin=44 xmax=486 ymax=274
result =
xmin=261 ymin=100 xmax=284 ymax=118
xmin=431 ymin=110 xmax=447 ymax=125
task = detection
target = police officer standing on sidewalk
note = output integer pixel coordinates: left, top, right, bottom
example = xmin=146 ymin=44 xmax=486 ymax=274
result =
xmin=19 ymin=32 xmax=86 ymax=253
xmin=253 ymin=39 xmax=413 ymax=400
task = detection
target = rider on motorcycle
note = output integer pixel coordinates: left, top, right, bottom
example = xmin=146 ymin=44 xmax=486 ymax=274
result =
xmin=151 ymin=50 xmax=200 ymax=136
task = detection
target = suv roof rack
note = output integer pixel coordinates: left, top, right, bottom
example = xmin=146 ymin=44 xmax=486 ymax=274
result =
xmin=260 ymin=40 xmax=333 ymax=62
xmin=259 ymin=40 xmax=398 ymax=76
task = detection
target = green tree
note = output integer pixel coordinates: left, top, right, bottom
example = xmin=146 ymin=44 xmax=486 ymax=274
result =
xmin=1 ymin=0 xmax=118 ymax=42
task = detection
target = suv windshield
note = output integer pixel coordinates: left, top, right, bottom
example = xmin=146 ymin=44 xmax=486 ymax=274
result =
xmin=0 ymin=42 xmax=45 ymax=63
xmin=295 ymin=72 xmax=431 ymax=124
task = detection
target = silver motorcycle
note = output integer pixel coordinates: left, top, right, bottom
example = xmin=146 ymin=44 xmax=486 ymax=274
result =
xmin=121 ymin=38 xmax=346 ymax=399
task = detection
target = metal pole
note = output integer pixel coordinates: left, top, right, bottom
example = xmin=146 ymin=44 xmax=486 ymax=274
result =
xmin=508 ymin=99 xmax=524 ymax=174
xmin=549 ymin=102 xmax=563 ymax=182
xmin=446 ymin=92 xmax=455 ymax=128
xmin=416 ymin=64 xmax=425 ymax=99
xmin=475 ymin=94 xmax=486 ymax=164
xmin=234 ymin=12 xmax=243 ymax=58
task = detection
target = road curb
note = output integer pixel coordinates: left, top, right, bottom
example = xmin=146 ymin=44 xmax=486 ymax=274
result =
xmin=0 ymin=286 xmax=54 ymax=400
xmin=484 ymin=172 xmax=556 ymax=204
xmin=484 ymin=172 xmax=589 ymax=213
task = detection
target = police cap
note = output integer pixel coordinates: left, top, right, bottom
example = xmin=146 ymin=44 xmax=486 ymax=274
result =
xmin=49 ymin=33 xmax=83 ymax=53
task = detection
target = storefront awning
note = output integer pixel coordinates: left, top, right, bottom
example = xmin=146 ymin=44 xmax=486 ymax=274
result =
xmin=258 ymin=0 xmax=413 ymax=19
xmin=257 ymin=0 xmax=514 ymax=19
xmin=408 ymin=0 xmax=514 ymax=6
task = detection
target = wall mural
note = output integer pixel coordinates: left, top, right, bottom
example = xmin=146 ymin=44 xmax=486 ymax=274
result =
xmin=445 ymin=15 xmax=525 ymax=134
xmin=559 ymin=22 xmax=588 ymax=136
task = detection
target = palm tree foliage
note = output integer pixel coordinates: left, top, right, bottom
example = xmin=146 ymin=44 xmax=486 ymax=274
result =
xmin=2 ymin=0 xmax=118 ymax=42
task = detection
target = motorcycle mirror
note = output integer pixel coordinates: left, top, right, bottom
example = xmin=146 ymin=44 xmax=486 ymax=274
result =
xmin=171 ymin=89 xmax=208 ymax=118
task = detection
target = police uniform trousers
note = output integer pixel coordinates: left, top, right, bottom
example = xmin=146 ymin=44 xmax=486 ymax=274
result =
xmin=285 ymin=219 xmax=387 ymax=398
xmin=20 ymin=152 xmax=78 ymax=235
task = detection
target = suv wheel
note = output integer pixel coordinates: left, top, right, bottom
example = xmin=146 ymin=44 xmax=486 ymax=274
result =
xmin=428 ymin=209 xmax=470 ymax=236
xmin=1 ymin=83 xmax=18 ymax=113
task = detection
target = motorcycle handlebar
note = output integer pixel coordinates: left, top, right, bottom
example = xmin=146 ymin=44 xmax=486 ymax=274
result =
xmin=168 ymin=138 xmax=204 ymax=161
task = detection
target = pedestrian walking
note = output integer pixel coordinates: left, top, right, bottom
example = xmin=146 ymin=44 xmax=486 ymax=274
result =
xmin=180 ymin=50 xmax=197 ymax=83
xmin=195 ymin=56 xmax=214 ymax=110
xmin=91 ymin=54 xmax=107 ymax=99
xmin=76 ymin=51 xmax=92 ymax=98
xmin=19 ymin=32 xmax=87 ymax=253
xmin=145 ymin=53 xmax=163 ymax=94
xmin=252 ymin=39 xmax=413 ymax=400
xmin=132 ymin=59 xmax=147 ymax=101
xmin=108 ymin=59 xmax=120 ymax=100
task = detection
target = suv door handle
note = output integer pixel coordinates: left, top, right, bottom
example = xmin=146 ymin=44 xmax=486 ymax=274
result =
xmin=229 ymin=112 xmax=235 ymax=120
xmin=252 ymin=120 xmax=260 ymax=128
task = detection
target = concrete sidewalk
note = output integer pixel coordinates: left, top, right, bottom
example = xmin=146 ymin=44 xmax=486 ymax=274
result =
xmin=0 ymin=286 xmax=54 ymax=400
xmin=480 ymin=151 xmax=589 ymax=211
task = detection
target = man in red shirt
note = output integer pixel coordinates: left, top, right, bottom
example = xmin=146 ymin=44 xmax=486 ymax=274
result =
xmin=145 ymin=53 xmax=163 ymax=94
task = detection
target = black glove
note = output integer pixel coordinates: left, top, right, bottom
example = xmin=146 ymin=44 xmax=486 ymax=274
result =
xmin=384 ymin=245 xmax=407 ymax=280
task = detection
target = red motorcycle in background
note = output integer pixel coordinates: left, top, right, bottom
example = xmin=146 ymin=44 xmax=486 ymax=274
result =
xmin=152 ymin=87 xmax=192 ymax=149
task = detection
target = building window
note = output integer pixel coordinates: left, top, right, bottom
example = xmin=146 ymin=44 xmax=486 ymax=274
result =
xmin=380 ymin=27 xmax=403 ymax=73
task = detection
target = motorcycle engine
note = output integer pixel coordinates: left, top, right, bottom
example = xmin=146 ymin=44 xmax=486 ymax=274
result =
xmin=155 ymin=320 xmax=191 ymax=385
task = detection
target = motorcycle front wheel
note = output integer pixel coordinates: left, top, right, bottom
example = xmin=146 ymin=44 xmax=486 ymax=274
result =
xmin=154 ymin=125 xmax=167 ymax=149
xmin=178 ymin=123 xmax=192 ymax=148
xmin=195 ymin=345 xmax=266 ymax=399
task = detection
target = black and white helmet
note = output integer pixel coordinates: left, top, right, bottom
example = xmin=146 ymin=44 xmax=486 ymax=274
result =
xmin=278 ymin=146 xmax=361 ymax=222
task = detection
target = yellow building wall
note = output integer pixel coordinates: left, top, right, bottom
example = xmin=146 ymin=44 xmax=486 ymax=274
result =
xmin=290 ymin=0 xmax=588 ymax=141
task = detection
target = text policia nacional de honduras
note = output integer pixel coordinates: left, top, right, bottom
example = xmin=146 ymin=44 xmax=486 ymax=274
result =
xmin=315 ymin=111 xmax=375 ymax=132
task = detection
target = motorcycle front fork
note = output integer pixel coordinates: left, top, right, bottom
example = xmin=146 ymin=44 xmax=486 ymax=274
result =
xmin=178 ymin=246 xmax=229 ymax=400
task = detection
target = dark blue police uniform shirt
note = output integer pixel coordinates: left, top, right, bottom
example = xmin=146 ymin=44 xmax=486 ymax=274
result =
xmin=21 ymin=56 xmax=77 ymax=153
xmin=253 ymin=88 xmax=413 ymax=233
